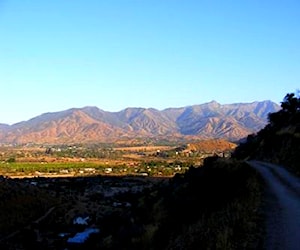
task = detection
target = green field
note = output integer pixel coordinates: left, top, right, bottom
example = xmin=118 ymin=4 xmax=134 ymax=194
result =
xmin=0 ymin=161 xmax=189 ymax=177
xmin=0 ymin=162 xmax=107 ymax=174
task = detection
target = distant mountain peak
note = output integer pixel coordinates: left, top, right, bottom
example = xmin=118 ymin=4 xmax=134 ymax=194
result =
xmin=201 ymin=100 xmax=220 ymax=107
xmin=208 ymin=100 xmax=219 ymax=104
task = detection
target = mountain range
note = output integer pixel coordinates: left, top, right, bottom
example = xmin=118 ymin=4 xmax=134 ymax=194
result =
xmin=0 ymin=100 xmax=281 ymax=144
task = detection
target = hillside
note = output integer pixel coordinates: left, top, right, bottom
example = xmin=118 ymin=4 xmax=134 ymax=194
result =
xmin=233 ymin=93 xmax=300 ymax=176
xmin=187 ymin=139 xmax=237 ymax=153
xmin=0 ymin=100 xmax=280 ymax=144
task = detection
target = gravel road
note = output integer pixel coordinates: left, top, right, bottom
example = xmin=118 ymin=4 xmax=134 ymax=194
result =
xmin=248 ymin=160 xmax=300 ymax=250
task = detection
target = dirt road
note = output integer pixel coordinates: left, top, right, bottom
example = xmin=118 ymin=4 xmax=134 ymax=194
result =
xmin=248 ymin=161 xmax=300 ymax=250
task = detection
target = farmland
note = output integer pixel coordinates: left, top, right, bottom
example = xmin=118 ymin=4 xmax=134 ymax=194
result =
xmin=0 ymin=139 xmax=236 ymax=178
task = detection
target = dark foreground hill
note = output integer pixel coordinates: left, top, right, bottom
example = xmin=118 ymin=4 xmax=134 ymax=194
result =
xmin=0 ymin=100 xmax=279 ymax=144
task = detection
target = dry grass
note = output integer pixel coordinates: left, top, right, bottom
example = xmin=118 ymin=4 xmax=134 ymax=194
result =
xmin=187 ymin=139 xmax=237 ymax=152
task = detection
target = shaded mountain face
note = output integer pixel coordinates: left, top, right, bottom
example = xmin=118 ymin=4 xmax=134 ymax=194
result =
xmin=0 ymin=101 xmax=280 ymax=144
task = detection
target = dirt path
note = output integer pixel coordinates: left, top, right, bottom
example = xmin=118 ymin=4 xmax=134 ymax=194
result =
xmin=248 ymin=160 xmax=300 ymax=250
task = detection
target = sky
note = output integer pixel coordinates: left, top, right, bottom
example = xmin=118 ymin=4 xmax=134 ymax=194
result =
xmin=0 ymin=0 xmax=299 ymax=124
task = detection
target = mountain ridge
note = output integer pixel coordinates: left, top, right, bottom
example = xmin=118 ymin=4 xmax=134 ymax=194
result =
xmin=0 ymin=100 xmax=281 ymax=144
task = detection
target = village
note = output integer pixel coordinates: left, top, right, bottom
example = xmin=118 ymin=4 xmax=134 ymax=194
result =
xmin=0 ymin=140 xmax=235 ymax=178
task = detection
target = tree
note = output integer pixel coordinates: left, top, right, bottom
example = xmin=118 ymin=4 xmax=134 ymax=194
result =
xmin=268 ymin=92 xmax=300 ymax=127
xmin=281 ymin=93 xmax=300 ymax=114
xmin=6 ymin=157 xmax=16 ymax=163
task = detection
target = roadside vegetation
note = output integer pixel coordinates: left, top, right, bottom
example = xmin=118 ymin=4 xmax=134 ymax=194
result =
xmin=233 ymin=92 xmax=300 ymax=176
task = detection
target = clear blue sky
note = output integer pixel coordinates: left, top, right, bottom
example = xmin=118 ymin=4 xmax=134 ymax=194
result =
xmin=0 ymin=0 xmax=299 ymax=124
